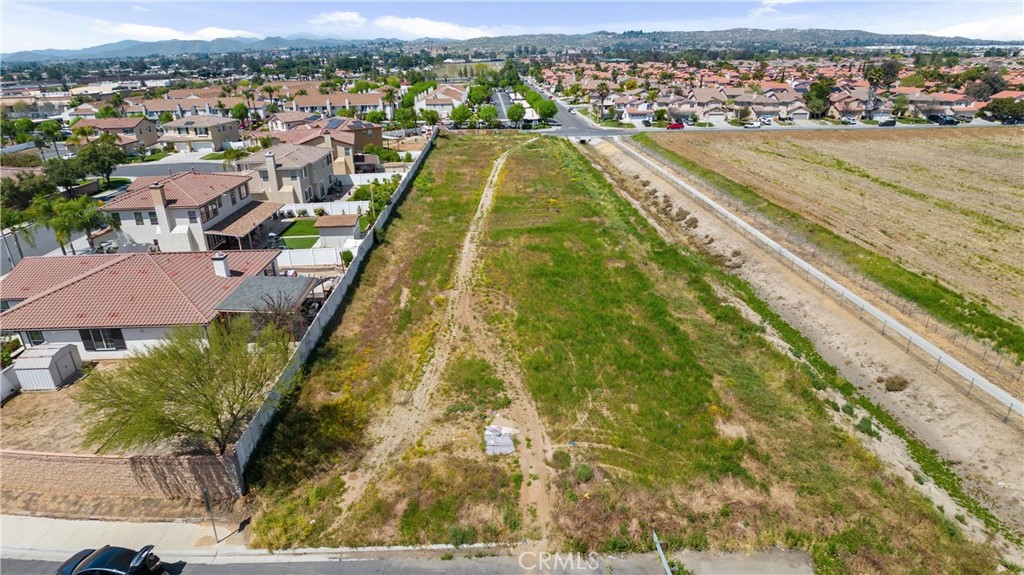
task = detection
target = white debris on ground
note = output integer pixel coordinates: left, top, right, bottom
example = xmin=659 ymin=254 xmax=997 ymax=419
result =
xmin=484 ymin=423 xmax=519 ymax=455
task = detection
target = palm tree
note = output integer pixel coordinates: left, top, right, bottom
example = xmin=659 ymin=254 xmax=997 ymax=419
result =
xmin=30 ymin=196 xmax=118 ymax=255
xmin=108 ymin=93 xmax=125 ymax=117
xmin=594 ymin=82 xmax=610 ymax=120
xmin=262 ymin=85 xmax=276 ymax=103
xmin=221 ymin=148 xmax=248 ymax=171
xmin=380 ymin=85 xmax=398 ymax=123
xmin=216 ymin=100 xmax=227 ymax=117
xmin=0 ymin=208 xmax=37 ymax=261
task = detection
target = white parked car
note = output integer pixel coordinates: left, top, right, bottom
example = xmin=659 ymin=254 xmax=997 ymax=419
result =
xmin=743 ymin=121 xmax=761 ymax=129
xmin=841 ymin=117 xmax=857 ymax=125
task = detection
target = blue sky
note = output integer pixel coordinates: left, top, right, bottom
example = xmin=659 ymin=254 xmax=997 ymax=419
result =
xmin=2 ymin=1 xmax=1022 ymax=53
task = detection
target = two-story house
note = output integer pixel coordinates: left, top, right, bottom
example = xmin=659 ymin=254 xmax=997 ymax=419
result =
xmin=100 ymin=171 xmax=281 ymax=251
xmin=74 ymin=117 xmax=159 ymax=148
xmin=265 ymin=112 xmax=322 ymax=131
xmin=235 ymin=144 xmax=334 ymax=204
xmin=158 ymin=116 xmax=241 ymax=152
xmin=414 ymin=84 xmax=467 ymax=119
xmin=0 ymin=250 xmax=316 ymax=360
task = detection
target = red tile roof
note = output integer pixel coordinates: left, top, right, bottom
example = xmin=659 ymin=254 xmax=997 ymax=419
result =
xmin=101 ymin=172 xmax=252 ymax=211
xmin=0 ymin=251 xmax=280 ymax=330
xmin=75 ymin=117 xmax=151 ymax=130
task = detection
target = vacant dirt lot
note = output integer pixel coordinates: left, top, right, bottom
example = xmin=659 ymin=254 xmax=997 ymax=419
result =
xmin=648 ymin=128 xmax=1024 ymax=324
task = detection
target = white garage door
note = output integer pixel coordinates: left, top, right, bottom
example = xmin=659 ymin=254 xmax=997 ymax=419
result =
xmin=175 ymin=143 xmax=191 ymax=152
xmin=194 ymin=142 xmax=215 ymax=152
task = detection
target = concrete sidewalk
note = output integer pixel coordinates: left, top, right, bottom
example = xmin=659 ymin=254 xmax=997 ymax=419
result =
xmin=0 ymin=514 xmax=498 ymax=565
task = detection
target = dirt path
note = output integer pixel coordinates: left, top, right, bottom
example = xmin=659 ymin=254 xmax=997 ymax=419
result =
xmin=586 ymin=138 xmax=1024 ymax=552
xmin=340 ymin=144 xmax=554 ymax=542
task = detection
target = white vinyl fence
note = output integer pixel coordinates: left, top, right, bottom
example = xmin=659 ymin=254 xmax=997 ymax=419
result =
xmin=278 ymin=201 xmax=369 ymax=217
xmin=616 ymin=137 xmax=1023 ymax=422
xmin=234 ymin=127 xmax=439 ymax=475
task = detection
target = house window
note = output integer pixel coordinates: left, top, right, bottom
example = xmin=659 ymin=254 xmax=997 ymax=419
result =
xmin=134 ymin=212 xmax=144 ymax=225
xmin=230 ymin=190 xmax=237 ymax=205
xmin=82 ymin=328 xmax=124 ymax=352
xmin=344 ymin=148 xmax=351 ymax=157
xmin=188 ymin=210 xmax=198 ymax=223
xmin=208 ymin=202 xmax=219 ymax=218
xmin=239 ymin=185 xmax=249 ymax=199
xmin=148 ymin=211 xmax=158 ymax=225
xmin=26 ymin=331 xmax=45 ymax=345
xmin=217 ymin=197 xmax=223 ymax=208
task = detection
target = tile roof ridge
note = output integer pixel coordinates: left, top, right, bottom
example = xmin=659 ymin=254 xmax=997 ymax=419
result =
xmin=0 ymin=254 xmax=131 ymax=314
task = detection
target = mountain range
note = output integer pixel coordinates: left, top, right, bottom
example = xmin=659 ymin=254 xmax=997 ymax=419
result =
xmin=3 ymin=29 xmax=1019 ymax=63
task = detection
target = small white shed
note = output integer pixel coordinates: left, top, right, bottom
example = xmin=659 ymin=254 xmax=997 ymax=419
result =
xmin=13 ymin=344 xmax=83 ymax=391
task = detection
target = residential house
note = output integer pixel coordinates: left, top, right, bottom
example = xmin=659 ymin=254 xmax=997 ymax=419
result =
xmin=101 ymin=171 xmax=280 ymax=251
xmin=66 ymin=133 xmax=145 ymax=157
xmin=414 ymin=84 xmax=468 ymax=119
xmin=158 ymin=116 xmax=241 ymax=152
xmin=622 ymin=107 xmax=655 ymax=125
xmin=266 ymin=112 xmax=322 ymax=131
xmin=989 ymin=90 xmax=1024 ymax=102
xmin=0 ymin=250 xmax=315 ymax=360
xmin=75 ymin=117 xmax=159 ymax=148
xmin=244 ymin=117 xmax=382 ymax=178
xmin=236 ymin=144 xmax=334 ymax=204
xmin=288 ymin=92 xmax=385 ymax=118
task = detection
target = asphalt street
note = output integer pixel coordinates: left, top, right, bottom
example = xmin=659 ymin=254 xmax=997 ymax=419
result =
xmin=113 ymin=161 xmax=225 ymax=178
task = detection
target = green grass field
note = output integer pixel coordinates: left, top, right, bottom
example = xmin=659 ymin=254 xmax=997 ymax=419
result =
xmin=476 ymin=138 xmax=1001 ymax=572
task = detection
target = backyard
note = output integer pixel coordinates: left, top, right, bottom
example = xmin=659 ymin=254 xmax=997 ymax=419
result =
xmin=279 ymin=219 xmax=320 ymax=249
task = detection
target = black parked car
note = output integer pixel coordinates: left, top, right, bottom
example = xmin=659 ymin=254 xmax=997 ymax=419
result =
xmin=58 ymin=545 xmax=165 ymax=575
xmin=927 ymin=114 xmax=958 ymax=125
xmin=878 ymin=118 xmax=897 ymax=127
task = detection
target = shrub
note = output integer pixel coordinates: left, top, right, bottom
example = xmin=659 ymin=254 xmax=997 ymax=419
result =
xmin=855 ymin=416 xmax=881 ymax=439
xmin=448 ymin=525 xmax=477 ymax=547
xmin=884 ymin=375 xmax=909 ymax=392
xmin=551 ymin=449 xmax=571 ymax=469
xmin=313 ymin=207 xmax=327 ymax=217
xmin=841 ymin=402 xmax=856 ymax=416
xmin=296 ymin=209 xmax=309 ymax=217
xmin=341 ymin=250 xmax=354 ymax=267
xmin=574 ymin=464 xmax=594 ymax=483
xmin=404 ymin=152 xmax=413 ymax=162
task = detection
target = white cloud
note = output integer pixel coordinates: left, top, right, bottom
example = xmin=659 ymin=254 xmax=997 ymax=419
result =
xmin=748 ymin=0 xmax=802 ymax=19
xmin=131 ymin=5 xmax=148 ymax=13
xmin=922 ymin=14 xmax=1024 ymax=41
xmin=109 ymin=23 xmax=261 ymax=42
xmin=371 ymin=15 xmax=519 ymax=40
xmin=307 ymin=11 xmax=367 ymax=28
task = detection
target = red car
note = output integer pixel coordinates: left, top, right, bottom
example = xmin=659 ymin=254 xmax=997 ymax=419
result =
xmin=666 ymin=123 xmax=684 ymax=130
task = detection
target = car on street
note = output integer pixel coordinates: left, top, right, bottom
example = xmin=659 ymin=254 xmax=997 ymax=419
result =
xmin=641 ymin=120 xmax=651 ymax=127
xmin=666 ymin=123 xmax=684 ymax=130
xmin=58 ymin=544 xmax=165 ymax=575
xmin=62 ymin=152 xmax=77 ymax=160
xmin=878 ymin=118 xmax=897 ymax=127
xmin=927 ymin=114 xmax=958 ymax=125
xmin=841 ymin=117 xmax=857 ymax=125
xmin=743 ymin=121 xmax=761 ymax=129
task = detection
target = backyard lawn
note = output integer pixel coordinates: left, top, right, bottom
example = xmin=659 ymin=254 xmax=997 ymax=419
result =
xmin=283 ymin=237 xmax=318 ymax=249
xmin=280 ymin=219 xmax=319 ymax=237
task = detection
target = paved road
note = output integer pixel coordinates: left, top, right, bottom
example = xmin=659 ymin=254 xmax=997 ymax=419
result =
xmin=493 ymin=89 xmax=512 ymax=120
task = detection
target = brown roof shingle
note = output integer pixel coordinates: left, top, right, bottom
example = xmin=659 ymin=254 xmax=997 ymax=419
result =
xmin=101 ymin=172 xmax=252 ymax=211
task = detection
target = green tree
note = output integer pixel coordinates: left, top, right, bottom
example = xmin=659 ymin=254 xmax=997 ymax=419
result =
xmin=477 ymin=105 xmax=498 ymax=128
xmin=77 ymin=315 xmax=291 ymax=455
xmin=892 ymin=94 xmax=910 ymax=117
xmin=394 ymin=106 xmax=418 ymax=129
xmin=258 ymin=136 xmax=276 ymax=149
xmin=535 ymin=99 xmax=557 ymax=121
xmin=230 ymin=102 xmax=250 ymax=124
xmin=982 ymin=98 xmax=1024 ymax=121
xmin=38 ymin=120 xmax=62 ymax=150
xmin=44 ymin=157 xmax=86 ymax=190
xmin=804 ymin=76 xmax=836 ymax=118
xmin=221 ymin=147 xmax=249 ymax=171
xmin=77 ymin=133 xmax=126 ymax=185
xmin=158 ymin=111 xmax=175 ymax=124
xmin=420 ymin=108 xmax=440 ymax=125
xmin=450 ymin=104 xmax=472 ymax=125
xmin=335 ymin=107 xmax=356 ymax=118
xmin=594 ymin=81 xmax=610 ymax=119
xmin=96 ymin=105 xmax=120 ymax=119
xmin=0 ymin=207 xmax=36 ymax=260
xmin=507 ymin=103 xmax=525 ymax=126
xmin=108 ymin=93 xmax=126 ymax=116
xmin=365 ymin=110 xmax=387 ymax=124
xmin=467 ymin=85 xmax=492 ymax=108
xmin=1 ymin=173 xmax=56 ymax=210
xmin=28 ymin=195 xmax=113 ymax=254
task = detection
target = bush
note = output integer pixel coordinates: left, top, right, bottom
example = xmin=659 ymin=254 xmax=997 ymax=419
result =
xmin=855 ymin=416 xmax=881 ymax=439
xmin=448 ymin=525 xmax=477 ymax=547
xmin=313 ymin=207 xmax=327 ymax=217
xmin=574 ymin=464 xmax=594 ymax=483
xmin=884 ymin=375 xmax=909 ymax=392
xmin=551 ymin=449 xmax=571 ymax=469
xmin=341 ymin=250 xmax=354 ymax=267
xmin=403 ymin=152 xmax=413 ymax=162
xmin=841 ymin=402 xmax=856 ymax=416
xmin=296 ymin=209 xmax=309 ymax=217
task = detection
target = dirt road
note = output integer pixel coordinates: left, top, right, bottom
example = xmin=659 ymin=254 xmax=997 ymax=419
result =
xmin=586 ymin=137 xmax=1024 ymax=549
xmin=339 ymin=144 xmax=554 ymax=542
